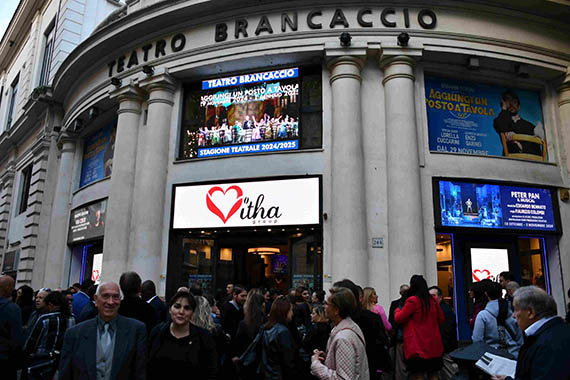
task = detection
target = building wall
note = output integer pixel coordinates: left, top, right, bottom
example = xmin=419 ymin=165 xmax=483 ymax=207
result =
xmin=31 ymin=1 xmax=570 ymax=313
xmin=0 ymin=0 xmax=126 ymax=286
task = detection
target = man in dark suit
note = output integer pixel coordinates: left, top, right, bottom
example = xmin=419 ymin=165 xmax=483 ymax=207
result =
xmin=72 ymin=280 xmax=94 ymax=319
xmin=141 ymin=280 xmax=166 ymax=323
xmin=0 ymin=275 xmax=24 ymax=380
xmin=389 ymin=284 xmax=409 ymax=380
xmin=118 ymin=272 xmax=157 ymax=334
xmin=429 ymin=286 xmax=458 ymax=380
xmin=58 ymin=281 xmax=147 ymax=380
xmin=220 ymin=284 xmax=246 ymax=340
xmin=492 ymin=286 xmax=570 ymax=380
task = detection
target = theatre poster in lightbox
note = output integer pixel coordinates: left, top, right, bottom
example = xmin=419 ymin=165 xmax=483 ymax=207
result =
xmin=425 ymin=76 xmax=546 ymax=161
xmin=79 ymin=120 xmax=117 ymax=187
xmin=438 ymin=180 xmax=556 ymax=232
xmin=68 ymin=199 xmax=107 ymax=243
xmin=181 ymin=68 xmax=301 ymax=158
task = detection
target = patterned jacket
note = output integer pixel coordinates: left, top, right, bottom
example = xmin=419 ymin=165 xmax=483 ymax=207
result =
xmin=24 ymin=311 xmax=75 ymax=356
xmin=310 ymin=317 xmax=369 ymax=380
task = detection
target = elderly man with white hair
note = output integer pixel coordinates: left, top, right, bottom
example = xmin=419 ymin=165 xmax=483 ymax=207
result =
xmin=492 ymin=285 xmax=570 ymax=380
xmin=58 ymin=281 xmax=147 ymax=380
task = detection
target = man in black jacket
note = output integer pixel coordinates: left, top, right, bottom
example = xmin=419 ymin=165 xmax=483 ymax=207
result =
xmin=389 ymin=284 xmax=409 ymax=380
xmin=492 ymin=286 xmax=570 ymax=380
xmin=142 ymin=280 xmax=167 ymax=323
xmin=429 ymin=286 xmax=458 ymax=380
xmin=118 ymin=271 xmax=157 ymax=334
xmin=334 ymin=279 xmax=391 ymax=380
xmin=221 ymin=284 xmax=247 ymax=340
xmin=0 ymin=275 xmax=24 ymax=380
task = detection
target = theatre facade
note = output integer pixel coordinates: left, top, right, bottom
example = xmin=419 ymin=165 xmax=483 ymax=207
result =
xmin=39 ymin=0 xmax=570 ymax=338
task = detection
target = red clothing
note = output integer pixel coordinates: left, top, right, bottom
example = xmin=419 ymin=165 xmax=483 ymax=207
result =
xmin=394 ymin=295 xmax=445 ymax=360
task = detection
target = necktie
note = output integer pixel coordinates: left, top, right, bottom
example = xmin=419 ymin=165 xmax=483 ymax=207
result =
xmin=101 ymin=323 xmax=111 ymax=356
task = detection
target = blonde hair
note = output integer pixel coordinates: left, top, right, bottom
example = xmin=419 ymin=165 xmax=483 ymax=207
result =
xmin=362 ymin=287 xmax=377 ymax=311
xmin=312 ymin=305 xmax=328 ymax=323
xmin=191 ymin=296 xmax=216 ymax=332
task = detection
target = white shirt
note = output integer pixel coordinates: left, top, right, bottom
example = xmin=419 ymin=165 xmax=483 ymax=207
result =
xmin=524 ymin=316 xmax=557 ymax=336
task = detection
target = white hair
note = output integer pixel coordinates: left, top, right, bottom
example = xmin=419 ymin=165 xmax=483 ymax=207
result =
xmin=95 ymin=282 xmax=122 ymax=298
xmin=514 ymin=286 xmax=557 ymax=319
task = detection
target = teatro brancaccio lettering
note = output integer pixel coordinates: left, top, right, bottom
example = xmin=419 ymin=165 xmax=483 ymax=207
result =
xmin=107 ymin=8 xmax=437 ymax=77
xmin=215 ymin=8 xmax=437 ymax=42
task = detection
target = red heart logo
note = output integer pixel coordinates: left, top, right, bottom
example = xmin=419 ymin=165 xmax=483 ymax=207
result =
xmin=92 ymin=270 xmax=100 ymax=282
xmin=206 ymin=185 xmax=243 ymax=224
xmin=472 ymin=269 xmax=491 ymax=282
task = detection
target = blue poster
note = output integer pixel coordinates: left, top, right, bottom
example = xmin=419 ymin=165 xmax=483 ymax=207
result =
xmin=439 ymin=180 xmax=556 ymax=232
xmin=79 ymin=121 xmax=117 ymax=188
xmin=425 ymin=77 xmax=546 ymax=161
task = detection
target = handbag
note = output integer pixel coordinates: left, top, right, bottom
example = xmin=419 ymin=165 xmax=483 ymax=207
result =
xmin=239 ymin=327 xmax=264 ymax=372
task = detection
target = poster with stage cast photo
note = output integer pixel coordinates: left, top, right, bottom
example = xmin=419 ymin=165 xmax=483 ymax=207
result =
xmin=425 ymin=76 xmax=547 ymax=161
xmin=80 ymin=121 xmax=117 ymax=187
xmin=182 ymin=68 xmax=301 ymax=158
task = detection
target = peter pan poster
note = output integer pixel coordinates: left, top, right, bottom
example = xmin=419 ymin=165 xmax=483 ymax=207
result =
xmin=424 ymin=76 xmax=546 ymax=161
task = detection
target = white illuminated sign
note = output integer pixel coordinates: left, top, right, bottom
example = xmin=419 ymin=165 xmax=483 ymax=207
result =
xmin=91 ymin=253 xmax=103 ymax=285
xmin=173 ymin=177 xmax=320 ymax=229
xmin=470 ymin=248 xmax=509 ymax=282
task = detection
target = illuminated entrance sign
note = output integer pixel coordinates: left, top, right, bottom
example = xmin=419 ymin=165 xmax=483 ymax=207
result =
xmin=173 ymin=177 xmax=320 ymax=229
xmin=436 ymin=180 xmax=558 ymax=232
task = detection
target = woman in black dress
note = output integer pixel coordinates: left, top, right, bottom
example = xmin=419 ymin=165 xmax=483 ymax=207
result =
xmin=148 ymin=291 xmax=218 ymax=379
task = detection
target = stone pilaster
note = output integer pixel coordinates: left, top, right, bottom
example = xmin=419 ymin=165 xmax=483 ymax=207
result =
xmin=380 ymin=53 xmax=425 ymax=292
xmin=101 ymin=83 xmax=145 ymax=283
xmin=42 ymin=131 xmax=77 ymax=288
xmin=0 ymin=164 xmax=16 ymax=269
xmin=18 ymin=135 xmax=51 ymax=284
xmin=558 ymin=67 xmax=570 ymax=172
xmin=129 ymin=72 xmax=176 ymax=283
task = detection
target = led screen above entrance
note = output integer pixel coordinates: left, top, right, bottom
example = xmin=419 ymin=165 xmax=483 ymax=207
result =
xmin=172 ymin=177 xmax=320 ymax=229
xmin=180 ymin=66 xmax=322 ymax=159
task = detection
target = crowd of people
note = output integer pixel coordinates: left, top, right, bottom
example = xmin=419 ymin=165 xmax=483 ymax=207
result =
xmin=197 ymin=114 xmax=299 ymax=147
xmin=0 ymin=270 xmax=569 ymax=380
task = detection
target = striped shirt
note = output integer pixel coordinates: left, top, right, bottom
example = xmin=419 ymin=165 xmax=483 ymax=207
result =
xmin=24 ymin=311 xmax=75 ymax=356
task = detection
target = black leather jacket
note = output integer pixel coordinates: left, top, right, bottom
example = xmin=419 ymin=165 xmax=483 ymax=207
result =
xmin=260 ymin=323 xmax=298 ymax=380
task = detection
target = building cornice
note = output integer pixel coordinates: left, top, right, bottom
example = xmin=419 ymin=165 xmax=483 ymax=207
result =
xmin=0 ymin=0 xmax=49 ymax=72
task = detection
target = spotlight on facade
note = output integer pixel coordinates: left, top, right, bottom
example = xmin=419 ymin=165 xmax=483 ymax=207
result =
xmin=88 ymin=107 xmax=99 ymax=120
xmin=467 ymin=56 xmax=480 ymax=70
xmin=110 ymin=77 xmax=121 ymax=87
xmin=71 ymin=118 xmax=83 ymax=132
xmin=142 ymin=65 xmax=154 ymax=76
xmin=515 ymin=64 xmax=529 ymax=78
xmin=397 ymin=32 xmax=410 ymax=47
xmin=339 ymin=32 xmax=352 ymax=47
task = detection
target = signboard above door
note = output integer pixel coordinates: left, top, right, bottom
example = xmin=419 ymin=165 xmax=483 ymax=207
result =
xmin=172 ymin=176 xmax=321 ymax=229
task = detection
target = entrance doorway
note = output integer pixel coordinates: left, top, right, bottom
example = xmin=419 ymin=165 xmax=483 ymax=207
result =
xmin=435 ymin=232 xmax=551 ymax=341
xmin=167 ymin=227 xmax=322 ymax=299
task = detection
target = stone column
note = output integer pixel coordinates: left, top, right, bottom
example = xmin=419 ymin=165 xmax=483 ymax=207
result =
xmin=43 ymin=132 xmax=76 ymax=288
xmin=327 ymin=55 xmax=369 ymax=285
xmin=102 ymin=83 xmax=145 ymax=283
xmin=380 ymin=55 xmax=425 ymax=290
xmin=558 ymin=68 xmax=570 ymax=171
xmin=130 ymin=73 xmax=176 ymax=283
